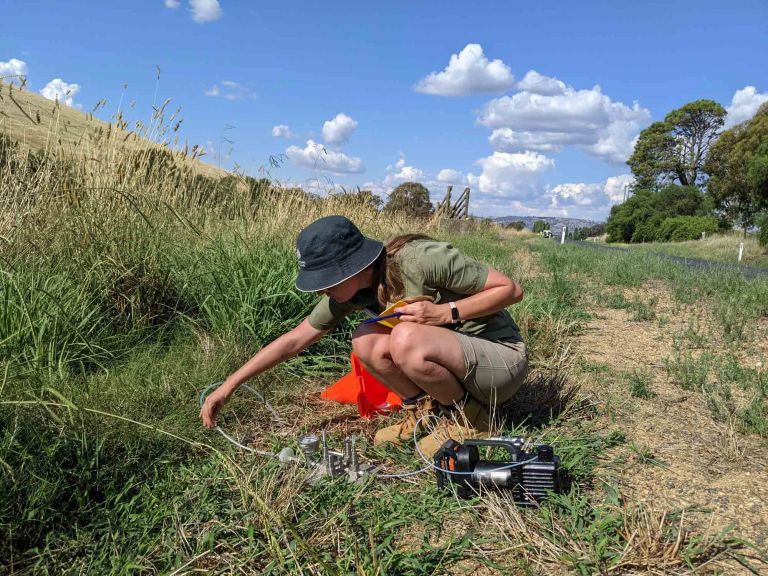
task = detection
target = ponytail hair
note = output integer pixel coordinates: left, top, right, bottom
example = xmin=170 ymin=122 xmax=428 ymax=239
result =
xmin=372 ymin=234 xmax=432 ymax=306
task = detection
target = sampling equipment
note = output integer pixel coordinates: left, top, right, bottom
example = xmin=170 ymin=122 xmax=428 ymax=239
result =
xmin=433 ymin=437 xmax=561 ymax=502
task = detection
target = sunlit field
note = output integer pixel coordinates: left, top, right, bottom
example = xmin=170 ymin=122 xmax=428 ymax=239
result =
xmin=2 ymin=82 xmax=767 ymax=574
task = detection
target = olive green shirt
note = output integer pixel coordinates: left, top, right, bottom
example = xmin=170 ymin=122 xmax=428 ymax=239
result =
xmin=307 ymin=240 xmax=522 ymax=343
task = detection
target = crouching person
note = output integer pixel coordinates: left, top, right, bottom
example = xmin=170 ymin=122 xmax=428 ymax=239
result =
xmin=200 ymin=215 xmax=527 ymax=455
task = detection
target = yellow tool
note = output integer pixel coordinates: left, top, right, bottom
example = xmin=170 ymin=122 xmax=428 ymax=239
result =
xmin=371 ymin=295 xmax=434 ymax=328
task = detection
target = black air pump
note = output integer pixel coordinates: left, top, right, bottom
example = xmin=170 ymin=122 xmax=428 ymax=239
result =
xmin=434 ymin=437 xmax=561 ymax=503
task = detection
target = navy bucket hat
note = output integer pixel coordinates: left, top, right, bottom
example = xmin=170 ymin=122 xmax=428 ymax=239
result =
xmin=295 ymin=216 xmax=384 ymax=293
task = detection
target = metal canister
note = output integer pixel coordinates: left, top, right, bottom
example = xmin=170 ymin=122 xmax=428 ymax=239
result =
xmin=298 ymin=434 xmax=320 ymax=460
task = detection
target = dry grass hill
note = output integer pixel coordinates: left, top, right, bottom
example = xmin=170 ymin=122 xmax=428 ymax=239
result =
xmin=0 ymin=79 xmax=228 ymax=180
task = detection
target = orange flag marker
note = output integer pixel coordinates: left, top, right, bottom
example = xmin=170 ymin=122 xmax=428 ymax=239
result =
xmin=321 ymin=352 xmax=402 ymax=418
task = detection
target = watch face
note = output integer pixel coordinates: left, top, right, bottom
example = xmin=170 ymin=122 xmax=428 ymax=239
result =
xmin=450 ymin=302 xmax=460 ymax=322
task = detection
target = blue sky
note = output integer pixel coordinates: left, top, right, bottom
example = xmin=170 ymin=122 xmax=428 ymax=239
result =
xmin=2 ymin=0 xmax=767 ymax=220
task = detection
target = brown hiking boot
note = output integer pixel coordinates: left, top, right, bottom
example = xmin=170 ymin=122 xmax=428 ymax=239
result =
xmin=373 ymin=397 xmax=434 ymax=446
xmin=416 ymin=397 xmax=492 ymax=457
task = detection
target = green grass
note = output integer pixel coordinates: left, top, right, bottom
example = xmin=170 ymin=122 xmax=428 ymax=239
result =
xmin=2 ymin=97 xmax=766 ymax=573
xmin=0 ymin=143 xmax=601 ymax=572
xmin=608 ymin=231 xmax=768 ymax=268
xmin=4 ymin=209 xmax=765 ymax=572
xmin=662 ymin=344 xmax=768 ymax=438
xmin=626 ymin=369 xmax=656 ymax=399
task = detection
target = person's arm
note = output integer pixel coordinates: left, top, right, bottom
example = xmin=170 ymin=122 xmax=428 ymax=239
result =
xmin=397 ymin=268 xmax=523 ymax=325
xmin=200 ymin=318 xmax=328 ymax=428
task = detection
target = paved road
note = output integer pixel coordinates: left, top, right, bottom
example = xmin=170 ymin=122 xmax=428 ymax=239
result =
xmin=567 ymin=240 xmax=768 ymax=279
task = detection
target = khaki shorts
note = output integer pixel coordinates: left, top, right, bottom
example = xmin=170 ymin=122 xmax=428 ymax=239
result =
xmin=454 ymin=333 xmax=528 ymax=407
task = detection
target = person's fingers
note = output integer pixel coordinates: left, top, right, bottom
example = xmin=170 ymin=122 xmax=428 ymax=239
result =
xmin=201 ymin=399 xmax=216 ymax=429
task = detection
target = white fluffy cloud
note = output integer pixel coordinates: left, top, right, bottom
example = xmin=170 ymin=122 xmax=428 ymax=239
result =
xmin=286 ymin=140 xmax=364 ymax=174
xmin=363 ymin=158 xmax=453 ymax=206
xmin=164 ymin=0 xmax=180 ymax=8
xmin=190 ymin=0 xmax=222 ymax=22
xmin=489 ymin=128 xmax=592 ymax=153
xmin=437 ymin=168 xmax=467 ymax=185
xmin=205 ymin=80 xmax=255 ymax=100
xmin=322 ymin=113 xmax=358 ymax=145
xmin=516 ymin=70 xmax=566 ymax=96
xmin=414 ymin=43 xmax=515 ymax=97
xmin=479 ymin=79 xmax=650 ymax=163
xmin=271 ymin=124 xmax=294 ymax=138
xmin=0 ymin=58 xmax=28 ymax=84
xmin=604 ymin=174 xmax=635 ymax=203
xmin=383 ymin=157 xmax=425 ymax=186
xmin=725 ymin=86 xmax=768 ymax=128
xmin=480 ymin=198 xmax=567 ymax=217
xmin=40 ymin=79 xmax=81 ymax=107
xmin=360 ymin=180 xmax=390 ymax=197
xmin=549 ymin=182 xmax=603 ymax=207
xmin=467 ymin=151 xmax=555 ymax=199
xmin=549 ymin=174 xmax=634 ymax=213
xmin=461 ymin=172 xmax=634 ymax=219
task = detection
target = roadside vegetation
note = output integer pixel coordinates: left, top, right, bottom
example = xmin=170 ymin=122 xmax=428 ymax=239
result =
xmin=608 ymin=232 xmax=768 ymax=268
xmin=604 ymin=99 xmax=768 ymax=252
xmin=2 ymin=81 xmax=767 ymax=574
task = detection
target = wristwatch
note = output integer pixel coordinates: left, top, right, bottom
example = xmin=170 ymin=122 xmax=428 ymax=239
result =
xmin=448 ymin=301 xmax=461 ymax=324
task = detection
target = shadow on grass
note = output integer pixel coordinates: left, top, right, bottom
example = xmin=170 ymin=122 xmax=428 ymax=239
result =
xmin=498 ymin=369 xmax=582 ymax=429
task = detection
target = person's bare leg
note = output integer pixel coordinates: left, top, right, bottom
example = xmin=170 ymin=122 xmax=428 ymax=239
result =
xmin=351 ymin=323 xmax=422 ymax=399
xmin=388 ymin=323 xmax=466 ymax=406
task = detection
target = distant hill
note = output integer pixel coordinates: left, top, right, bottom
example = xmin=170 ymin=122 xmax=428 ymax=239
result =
xmin=0 ymin=80 xmax=227 ymax=180
xmin=495 ymin=215 xmax=602 ymax=235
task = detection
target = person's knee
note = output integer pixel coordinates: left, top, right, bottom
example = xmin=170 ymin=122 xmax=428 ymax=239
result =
xmin=390 ymin=323 xmax=429 ymax=371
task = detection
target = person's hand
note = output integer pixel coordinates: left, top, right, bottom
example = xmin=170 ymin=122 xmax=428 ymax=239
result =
xmin=397 ymin=300 xmax=451 ymax=325
xmin=200 ymin=385 xmax=230 ymax=429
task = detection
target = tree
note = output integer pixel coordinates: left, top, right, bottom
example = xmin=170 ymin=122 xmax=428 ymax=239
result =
xmin=757 ymin=213 xmax=768 ymax=251
xmin=656 ymin=216 xmax=719 ymax=242
xmin=384 ymin=182 xmax=433 ymax=217
xmin=747 ymin=141 xmax=768 ymax=198
xmin=605 ymin=185 xmax=709 ymax=243
xmin=628 ymin=100 xmax=726 ymax=188
xmin=504 ymin=220 xmax=526 ymax=231
xmin=705 ymin=103 xmax=768 ymax=234
xmin=532 ymin=220 xmax=549 ymax=234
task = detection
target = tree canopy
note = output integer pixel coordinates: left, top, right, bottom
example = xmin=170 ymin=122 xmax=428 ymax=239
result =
xmin=705 ymin=102 xmax=768 ymax=231
xmin=605 ymin=185 xmax=711 ymax=243
xmin=532 ymin=220 xmax=549 ymax=233
xmin=384 ymin=182 xmax=433 ymax=217
xmin=627 ymin=99 xmax=726 ymax=188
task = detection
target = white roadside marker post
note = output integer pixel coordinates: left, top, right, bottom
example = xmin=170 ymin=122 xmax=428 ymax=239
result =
xmin=560 ymin=226 xmax=566 ymax=245
xmin=738 ymin=242 xmax=744 ymax=263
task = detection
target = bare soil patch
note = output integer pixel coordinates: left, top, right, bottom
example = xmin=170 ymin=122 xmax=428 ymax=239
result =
xmin=575 ymin=281 xmax=768 ymax=552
